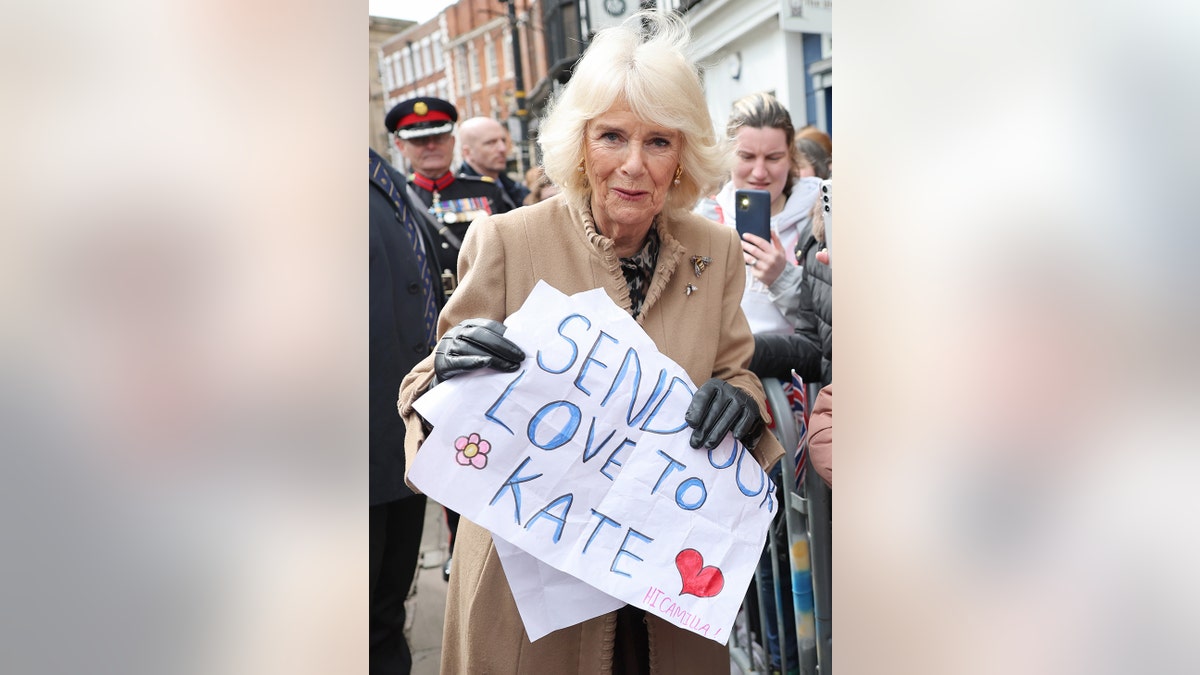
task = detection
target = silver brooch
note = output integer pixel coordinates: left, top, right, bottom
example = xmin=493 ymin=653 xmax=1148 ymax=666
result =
xmin=691 ymin=255 xmax=711 ymax=278
xmin=685 ymin=283 xmax=697 ymax=296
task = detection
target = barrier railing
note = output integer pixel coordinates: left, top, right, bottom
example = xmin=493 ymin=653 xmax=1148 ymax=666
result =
xmin=729 ymin=377 xmax=830 ymax=675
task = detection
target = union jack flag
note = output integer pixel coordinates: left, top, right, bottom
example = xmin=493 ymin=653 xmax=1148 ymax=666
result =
xmin=788 ymin=370 xmax=810 ymax=491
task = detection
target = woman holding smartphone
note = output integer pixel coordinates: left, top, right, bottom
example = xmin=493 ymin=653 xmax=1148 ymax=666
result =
xmin=694 ymin=92 xmax=822 ymax=335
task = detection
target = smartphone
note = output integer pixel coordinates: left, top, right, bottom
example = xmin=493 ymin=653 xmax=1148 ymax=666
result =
xmin=819 ymin=180 xmax=832 ymax=261
xmin=734 ymin=189 xmax=772 ymax=242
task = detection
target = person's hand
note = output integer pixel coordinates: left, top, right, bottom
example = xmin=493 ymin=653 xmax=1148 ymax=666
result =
xmin=741 ymin=232 xmax=787 ymax=286
xmin=433 ymin=318 xmax=526 ymax=382
xmin=684 ymin=378 xmax=765 ymax=450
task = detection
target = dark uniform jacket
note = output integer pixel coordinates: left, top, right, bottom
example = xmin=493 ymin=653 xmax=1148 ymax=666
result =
xmin=459 ymin=161 xmax=531 ymax=211
xmin=370 ymin=150 xmax=445 ymax=505
xmin=407 ymin=171 xmax=509 ymax=280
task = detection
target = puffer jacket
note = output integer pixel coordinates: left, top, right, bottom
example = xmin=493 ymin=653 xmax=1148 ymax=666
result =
xmin=749 ymin=221 xmax=832 ymax=387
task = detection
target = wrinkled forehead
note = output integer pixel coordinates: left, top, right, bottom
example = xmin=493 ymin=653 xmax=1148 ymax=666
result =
xmin=588 ymin=94 xmax=683 ymax=137
xmin=587 ymin=108 xmax=680 ymax=142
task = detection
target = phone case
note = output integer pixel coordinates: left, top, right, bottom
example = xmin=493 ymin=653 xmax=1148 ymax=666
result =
xmin=819 ymin=180 xmax=832 ymax=258
xmin=734 ymin=189 xmax=772 ymax=241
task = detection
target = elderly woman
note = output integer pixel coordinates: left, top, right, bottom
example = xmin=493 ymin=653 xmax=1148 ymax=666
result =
xmin=397 ymin=11 xmax=782 ymax=674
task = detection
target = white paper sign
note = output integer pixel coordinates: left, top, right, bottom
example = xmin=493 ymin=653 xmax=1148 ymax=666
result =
xmin=410 ymin=281 xmax=776 ymax=644
xmin=492 ymin=536 xmax=625 ymax=641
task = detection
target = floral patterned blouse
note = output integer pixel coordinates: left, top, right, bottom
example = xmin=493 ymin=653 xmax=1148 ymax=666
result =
xmin=617 ymin=226 xmax=660 ymax=319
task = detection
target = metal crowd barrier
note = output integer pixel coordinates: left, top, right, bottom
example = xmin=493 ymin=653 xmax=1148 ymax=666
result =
xmin=728 ymin=377 xmax=831 ymax=675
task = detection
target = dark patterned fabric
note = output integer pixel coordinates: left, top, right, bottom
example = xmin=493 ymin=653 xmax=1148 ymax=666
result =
xmin=617 ymin=226 xmax=660 ymax=319
xmin=370 ymin=150 xmax=440 ymax=349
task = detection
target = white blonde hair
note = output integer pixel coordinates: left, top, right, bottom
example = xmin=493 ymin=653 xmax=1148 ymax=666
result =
xmin=537 ymin=10 xmax=728 ymax=215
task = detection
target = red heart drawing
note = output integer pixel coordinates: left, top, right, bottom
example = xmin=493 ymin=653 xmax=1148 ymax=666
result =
xmin=675 ymin=548 xmax=725 ymax=598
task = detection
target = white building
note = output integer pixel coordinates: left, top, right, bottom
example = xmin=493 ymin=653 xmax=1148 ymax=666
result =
xmin=670 ymin=0 xmax=832 ymax=136
xmin=530 ymin=0 xmax=831 ymax=161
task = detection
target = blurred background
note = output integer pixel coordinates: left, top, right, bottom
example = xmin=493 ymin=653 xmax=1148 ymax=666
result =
xmin=2 ymin=0 xmax=1197 ymax=672
xmin=369 ymin=0 xmax=831 ymax=180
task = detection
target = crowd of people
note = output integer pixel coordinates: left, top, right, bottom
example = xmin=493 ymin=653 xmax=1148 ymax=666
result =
xmin=371 ymin=10 xmax=831 ymax=674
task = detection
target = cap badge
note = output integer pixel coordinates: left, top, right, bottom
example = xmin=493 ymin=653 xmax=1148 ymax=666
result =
xmin=414 ymin=101 xmax=428 ymax=116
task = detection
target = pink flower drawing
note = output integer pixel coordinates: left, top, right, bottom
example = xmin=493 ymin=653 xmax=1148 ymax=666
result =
xmin=454 ymin=432 xmax=490 ymax=469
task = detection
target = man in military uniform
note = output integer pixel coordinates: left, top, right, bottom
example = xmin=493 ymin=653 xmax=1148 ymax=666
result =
xmin=385 ymin=97 xmax=509 ymax=296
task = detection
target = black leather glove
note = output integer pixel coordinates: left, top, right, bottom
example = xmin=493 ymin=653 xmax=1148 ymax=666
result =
xmin=434 ymin=318 xmax=526 ymax=382
xmin=684 ymin=378 xmax=765 ymax=450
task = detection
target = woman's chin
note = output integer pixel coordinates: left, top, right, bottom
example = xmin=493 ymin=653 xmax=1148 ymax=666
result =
xmin=601 ymin=202 xmax=658 ymax=230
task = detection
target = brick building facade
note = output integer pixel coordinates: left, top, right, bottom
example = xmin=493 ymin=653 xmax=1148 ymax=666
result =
xmin=370 ymin=16 xmax=414 ymax=158
xmin=379 ymin=0 xmax=548 ymax=172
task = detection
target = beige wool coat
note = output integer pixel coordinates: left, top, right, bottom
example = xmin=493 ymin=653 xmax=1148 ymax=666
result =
xmin=398 ymin=194 xmax=784 ymax=674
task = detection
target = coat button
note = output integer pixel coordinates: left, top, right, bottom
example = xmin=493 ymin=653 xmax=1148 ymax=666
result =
xmin=407 ymin=282 xmax=420 ymax=294
xmin=441 ymin=242 xmax=449 ymax=249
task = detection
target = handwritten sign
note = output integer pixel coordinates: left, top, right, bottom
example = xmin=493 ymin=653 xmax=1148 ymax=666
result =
xmin=492 ymin=537 xmax=624 ymax=640
xmin=410 ymin=281 xmax=775 ymax=644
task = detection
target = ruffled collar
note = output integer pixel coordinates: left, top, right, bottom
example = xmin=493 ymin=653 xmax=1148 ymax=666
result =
xmin=581 ymin=207 xmax=662 ymax=255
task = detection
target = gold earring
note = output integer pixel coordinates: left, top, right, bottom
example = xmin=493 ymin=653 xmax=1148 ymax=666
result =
xmin=673 ymin=166 xmax=683 ymax=186
xmin=577 ymin=161 xmax=585 ymax=173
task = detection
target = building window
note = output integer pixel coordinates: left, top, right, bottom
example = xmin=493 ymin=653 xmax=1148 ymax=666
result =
xmin=468 ymin=41 xmax=480 ymax=91
xmin=392 ymin=56 xmax=403 ymax=88
xmin=439 ymin=81 xmax=449 ymax=102
xmin=423 ymin=41 xmax=432 ymax=77
xmin=433 ymin=39 xmax=444 ymax=70
xmin=381 ymin=57 xmax=393 ymax=91
xmin=490 ymin=95 xmax=500 ymax=119
xmin=503 ymin=32 xmax=513 ymax=78
xmin=456 ymin=47 xmax=468 ymax=96
xmin=484 ymin=33 xmax=497 ymax=84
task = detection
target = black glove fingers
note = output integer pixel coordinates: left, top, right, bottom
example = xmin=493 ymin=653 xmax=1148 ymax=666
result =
xmin=434 ymin=318 xmax=526 ymax=382
xmin=452 ymin=354 xmax=496 ymax=374
xmin=686 ymin=378 xmax=766 ymax=450
xmin=703 ymin=397 xmax=740 ymax=448
xmin=685 ymin=379 xmax=720 ymax=448
xmin=684 ymin=382 xmax=716 ymax=429
xmin=730 ymin=408 xmax=755 ymax=442
xmin=730 ymin=388 xmax=765 ymax=448
xmin=732 ymin=410 xmax=763 ymax=447
xmin=458 ymin=328 xmax=525 ymax=365
xmin=696 ymin=387 xmax=730 ymax=443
